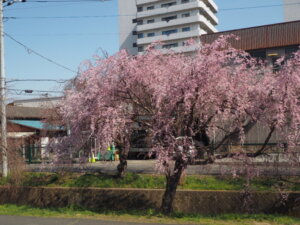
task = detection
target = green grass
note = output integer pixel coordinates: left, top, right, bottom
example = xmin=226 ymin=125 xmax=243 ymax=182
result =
xmin=0 ymin=204 xmax=299 ymax=225
xmin=1 ymin=172 xmax=300 ymax=191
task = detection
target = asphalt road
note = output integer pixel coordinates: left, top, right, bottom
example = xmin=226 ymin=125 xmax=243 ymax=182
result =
xmin=0 ymin=215 xmax=183 ymax=225
xmin=28 ymin=160 xmax=300 ymax=176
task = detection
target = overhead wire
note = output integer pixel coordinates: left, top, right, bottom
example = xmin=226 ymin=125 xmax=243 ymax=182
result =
xmin=7 ymin=88 xmax=63 ymax=94
xmin=3 ymin=2 xmax=300 ymax=16
xmin=6 ymin=78 xmax=70 ymax=83
xmin=4 ymin=32 xmax=78 ymax=74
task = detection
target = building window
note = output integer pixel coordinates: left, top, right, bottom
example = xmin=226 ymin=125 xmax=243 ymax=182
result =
xmin=147 ymin=5 xmax=154 ymax=10
xmin=285 ymin=45 xmax=299 ymax=56
xmin=137 ymin=6 xmax=143 ymax=12
xmin=138 ymin=46 xmax=144 ymax=52
xmin=147 ymin=19 xmax=155 ymax=24
xmin=182 ymin=27 xmax=191 ymax=32
xmin=147 ymin=32 xmax=155 ymax=37
xmin=182 ymin=13 xmax=190 ymax=18
xmin=162 ymin=29 xmax=177 ymax=36
xmin=162 ymin=43 xmax=178 ymax=49
xmin=137 ymin=33 xmax=144 ymax=39
xmin=181 ymin=0 xmax=189 ymax=3
xmin=161 ymin=2 xmax=176 ymax=8
xmin=133 ymin=43 xmax=137 ymax=47
xmin=137 ymin=20 xmax=143 ymax=25
xmin=162 ymin=15 xmax=177 ymax=22
xmin=248 ymin=49 xmax=266 ymax=61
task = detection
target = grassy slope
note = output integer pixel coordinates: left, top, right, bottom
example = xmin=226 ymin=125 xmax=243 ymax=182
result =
xmin=1 ymin=172 xmax=299 ymax=191
xmin=0 ymin=204 xmax=299 ymax=225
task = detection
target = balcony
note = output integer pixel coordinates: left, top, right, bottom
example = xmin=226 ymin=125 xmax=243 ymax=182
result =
xmin=137 ymin=29 xmax=201 ymax=45
xmin=136 ymin=0 xmax=160 ymax=5
xmin=138 ymin=44 xmax=201 ymax=55
xmin=137 ymin=14 xmax=217 ymax=33
xmin=162 ymin=44 xmax=200 ymax=53
xmin=136 ymin=0 xmax=218 ymax=13
xmin=137 ymin=1 xmax=218 ymax=25
xmin=203 ymin=0 xmax=218 ymax=12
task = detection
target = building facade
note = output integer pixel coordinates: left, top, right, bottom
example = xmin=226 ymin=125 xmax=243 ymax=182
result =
xmin=119 ymin=0 xmax=218 ymax=55
xmin=284 ymin=0 xmax=300 ymax=22
xmin=201 ymin=20 xmax=300 ymax=67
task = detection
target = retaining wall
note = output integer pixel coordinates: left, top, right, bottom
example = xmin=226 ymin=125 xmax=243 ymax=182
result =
xmin=0 ymin=187 xmax=299 ymax=217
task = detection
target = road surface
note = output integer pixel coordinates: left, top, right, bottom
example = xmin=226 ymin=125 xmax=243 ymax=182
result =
xmin=0 ymin=215 xmax=188 ymax=225
xmin=28 ymin=160 xmax=300 ymax=176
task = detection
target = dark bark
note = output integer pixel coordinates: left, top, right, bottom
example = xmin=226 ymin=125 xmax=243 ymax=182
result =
xmin=117 ymin=136 xmax=130 ymax=178
xmin=161 ymin=158 xmax=187 ymax=214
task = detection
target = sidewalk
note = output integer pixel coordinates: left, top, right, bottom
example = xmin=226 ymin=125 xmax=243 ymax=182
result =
xmin=28 ymin=159 xmax=300 ymax=176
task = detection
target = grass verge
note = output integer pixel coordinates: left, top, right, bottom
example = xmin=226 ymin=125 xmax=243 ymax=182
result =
xmin=1 ymin=172 xmax=300 ymax=191
xmin=0 ymin=204 xmax=299 ymax=225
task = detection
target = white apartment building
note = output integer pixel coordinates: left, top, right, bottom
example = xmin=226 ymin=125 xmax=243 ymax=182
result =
xmin=284 ymin=0 xmax=300 ymax=22
xmin=119 ymin=0 xmax=218 ymax=55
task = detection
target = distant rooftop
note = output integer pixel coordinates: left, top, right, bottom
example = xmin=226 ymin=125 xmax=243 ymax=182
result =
xmin=7 ymin=105 xmax=54 ymax=120
xmin=9 ymin=96 xmax=63 ymax=108
xmin=201 ymin=20 xmax=300 ymax=50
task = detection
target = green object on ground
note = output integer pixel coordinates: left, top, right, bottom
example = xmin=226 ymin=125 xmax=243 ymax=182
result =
xmin=97 ymin=152 xmax=101 ymax=160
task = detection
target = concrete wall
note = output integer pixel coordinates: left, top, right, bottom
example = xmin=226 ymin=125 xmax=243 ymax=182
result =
xmin=0 ymin=187 xmax=299 ymax=217
xmin=284 ymin=0 xmax=300 ymax=22
xmin=119 ymin=0 xmax=138 ymax=55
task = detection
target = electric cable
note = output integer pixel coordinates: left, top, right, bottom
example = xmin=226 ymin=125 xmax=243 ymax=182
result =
xmin=4 ymin=32 xmax=78 ymax=74
xmin=6 ymin=78 xmax=70 ymax=83
xmin=4 ymin=2 xmax=300 ymax=16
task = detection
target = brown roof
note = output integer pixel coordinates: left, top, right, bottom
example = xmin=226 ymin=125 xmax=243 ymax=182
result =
xmin=6 ymin=106 xmax=49 ymax=119
xmin=200 ymin=20 xmax=300 ymax=51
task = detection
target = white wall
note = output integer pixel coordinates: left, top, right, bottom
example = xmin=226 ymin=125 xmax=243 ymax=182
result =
xmin=119 ymin=0 xmax=138 ymax=55
xmin=284 ymin=0 xmax=300 ymax=21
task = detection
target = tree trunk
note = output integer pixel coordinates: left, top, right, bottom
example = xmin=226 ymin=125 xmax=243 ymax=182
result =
xmin=161 ymin=159 xmax=186 ymax=214
xmin=117 ymin=136 xmax=130 ymax=178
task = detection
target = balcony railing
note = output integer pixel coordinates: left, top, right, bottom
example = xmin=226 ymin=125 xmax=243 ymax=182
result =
xmin=137 ymin=29 xmax=202 ymax=45
xmin=137 ymin=14 xmax=217 ymax=33
xmin=136 ymin=0 xmax=218 ymax=25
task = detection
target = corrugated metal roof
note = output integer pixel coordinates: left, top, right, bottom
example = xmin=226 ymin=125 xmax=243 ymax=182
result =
xmin=6 ymin=106 xmax=54 ymax=119
xmin=9 ymin=120 xmax=63 ymax=131
xmin=200 ymin=20 xmax=300 ymax=50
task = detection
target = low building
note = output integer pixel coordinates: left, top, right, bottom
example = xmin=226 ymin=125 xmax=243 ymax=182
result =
xmin=7 ymin=105 xmax=65 ymax=163
xmin=200 ymin=20 xmax=300 ymax=66
xmin=200 ymin=20 xmax=300 ymax=150
xmin=9 ymin=96 xmax=63 ymax=108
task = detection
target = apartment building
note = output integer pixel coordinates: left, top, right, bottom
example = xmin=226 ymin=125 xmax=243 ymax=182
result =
xmin=119 ymin=0 xmax=218 ymax=55
xmin=284 ymin=0 xmax=300 ymax=22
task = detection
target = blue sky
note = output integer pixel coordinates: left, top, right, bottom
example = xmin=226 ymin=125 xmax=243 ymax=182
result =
xmin=4 ymin=0 xmax=284 ymax=101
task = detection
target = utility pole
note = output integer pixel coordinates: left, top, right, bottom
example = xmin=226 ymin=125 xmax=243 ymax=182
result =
xmin=0 ymin=0 xmax=8 ymax=177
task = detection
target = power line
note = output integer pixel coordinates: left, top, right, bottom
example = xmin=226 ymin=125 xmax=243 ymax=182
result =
xmin=6 ymin=78 xmax=70 ymax=83
xmin=4 ymin=2 xmax=300 ymax=17
xmin=5 ymin=14 xmax=124 ymax=19
xmin=8 ymin=88 xmax=63 ymax=94
xmin=4 ymin=0 xmax=110 ymax=11
xmin=4 ymin=32 xmax=78 ymax=74
xmin=6 ymin=32 xmax=122 ymax=37
xmin=219 ymin=2 xmax=299 ymax=11
xmin=4 ymin=2 xmax=84 ymax=11
xmin=28 ymin=0 xmax=109 ymax=2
